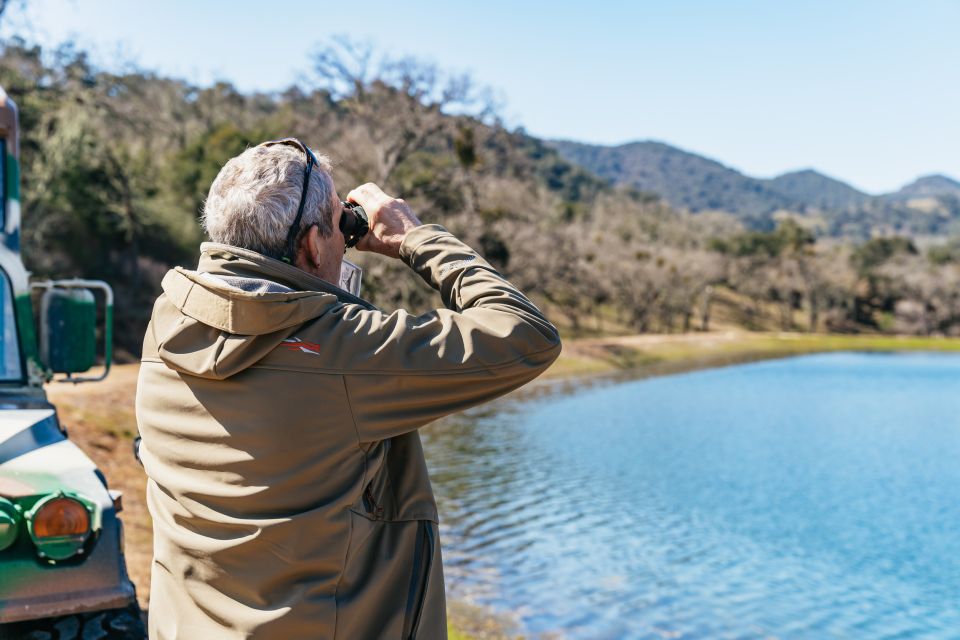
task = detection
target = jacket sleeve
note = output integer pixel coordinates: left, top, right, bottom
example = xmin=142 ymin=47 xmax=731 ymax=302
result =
xmin=330 ymin=224 xmax=561 ymax=443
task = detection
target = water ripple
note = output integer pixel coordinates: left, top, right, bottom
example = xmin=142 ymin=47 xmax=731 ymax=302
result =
xmin=424 ymin=353 xmax=960 ymax=638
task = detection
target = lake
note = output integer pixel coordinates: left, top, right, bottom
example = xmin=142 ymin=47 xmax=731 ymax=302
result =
xmin=422 ymin=352 xmax=960 ymax=639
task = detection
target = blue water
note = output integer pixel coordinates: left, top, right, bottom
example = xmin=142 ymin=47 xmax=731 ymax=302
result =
xmin=422 ymin=352 xmax=960 ymax=639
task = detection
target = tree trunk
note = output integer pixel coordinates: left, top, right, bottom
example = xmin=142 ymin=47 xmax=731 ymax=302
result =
xmin=807 ymin=291 xmax=818 ymax=333
xmin=700 ymin=286 xmax=713 ymax=332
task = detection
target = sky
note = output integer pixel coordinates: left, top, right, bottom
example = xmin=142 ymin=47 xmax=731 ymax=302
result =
xmin=2 ymin=0 xmax=958 ymax=194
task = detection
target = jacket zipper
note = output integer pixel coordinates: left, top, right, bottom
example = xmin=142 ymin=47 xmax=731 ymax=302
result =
xmin=402 ymin=520 xmax=434 ymax=640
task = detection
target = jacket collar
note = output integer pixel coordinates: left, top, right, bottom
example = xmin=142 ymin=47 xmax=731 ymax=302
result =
xmin=197 ymin=242 xmax=374 ymax=310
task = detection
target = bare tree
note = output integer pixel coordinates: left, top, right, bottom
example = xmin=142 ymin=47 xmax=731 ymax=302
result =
xmin=880 ymin=256 xmax=960 ymax=336
xmin=310 ymin=37 xmax=495 ymax=185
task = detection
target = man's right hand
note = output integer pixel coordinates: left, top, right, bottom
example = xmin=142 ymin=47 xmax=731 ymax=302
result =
xmin=346 ymin=183 xmax=422 ymax=259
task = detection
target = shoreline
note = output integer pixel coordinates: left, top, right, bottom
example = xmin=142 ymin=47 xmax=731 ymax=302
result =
xmin=545 ymin=330 xmax=960 ymax=381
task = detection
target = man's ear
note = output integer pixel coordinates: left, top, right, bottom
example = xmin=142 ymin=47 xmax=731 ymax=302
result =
xmin=294 ymin=225 xmax=322 ymax=270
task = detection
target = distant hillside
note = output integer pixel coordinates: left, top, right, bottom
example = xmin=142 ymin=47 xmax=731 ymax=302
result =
xmin=766 ymin=169 xmax=871 ymax=210
xmin=550 ymin=140 xmax=797 ymax=221
xmin=550 ymin=139 xmax=960 ymax=237
xmin=889 ymin=174 xmax=960 ymax=200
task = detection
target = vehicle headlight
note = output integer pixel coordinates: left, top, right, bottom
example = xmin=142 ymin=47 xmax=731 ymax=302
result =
xmin=0 ymin=497 xmax=19 ymax=551
xmin=26 ymin=493 xmax=95 ymax=561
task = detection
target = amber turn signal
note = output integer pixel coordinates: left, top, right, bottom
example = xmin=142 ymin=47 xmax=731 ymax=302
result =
xmin=32 ymin=497 xmax=90 ymax=537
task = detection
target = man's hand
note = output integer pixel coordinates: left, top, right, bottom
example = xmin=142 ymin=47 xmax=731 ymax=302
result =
xmin=346 ymin=183 xmax=422 ymax=259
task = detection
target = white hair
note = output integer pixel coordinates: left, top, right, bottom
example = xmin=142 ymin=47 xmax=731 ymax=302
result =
xmin=201 ymin=143 xmax=335 ymax=260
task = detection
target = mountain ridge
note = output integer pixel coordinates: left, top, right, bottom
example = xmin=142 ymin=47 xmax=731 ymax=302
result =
xmin=548 ymin=138 xmax=960 ymax=236
xmin=890 ymin=174 xmax=960 ymax=200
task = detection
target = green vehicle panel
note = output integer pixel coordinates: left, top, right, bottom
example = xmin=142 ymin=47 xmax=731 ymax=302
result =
xmin=0 ymin=399 xmax=135 ymax=622
xmin=0 ymin=84 xmax=141 ymax=634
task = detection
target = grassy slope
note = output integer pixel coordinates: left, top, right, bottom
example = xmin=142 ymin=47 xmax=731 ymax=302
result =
xmin=44 ymin=331 xmax=960 ymax=639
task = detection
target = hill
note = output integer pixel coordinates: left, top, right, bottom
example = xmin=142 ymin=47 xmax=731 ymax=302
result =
xmin=766 ymin=169 xmax=871 ymax=210
xmin=889 ymin=174 xmax=960 ymax=200
xmin=549 ymin=139 xmax=797 ymax=221
xmin=550 ymin=139 xmax=960 ymax=237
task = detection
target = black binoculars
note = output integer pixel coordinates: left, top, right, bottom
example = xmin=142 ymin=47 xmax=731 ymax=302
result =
xmin=340 ymin=201 xmax=369 ymax=248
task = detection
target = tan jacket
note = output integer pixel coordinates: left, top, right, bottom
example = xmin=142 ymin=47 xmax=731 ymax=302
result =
xmin=136 ymin=225 xmax=561 ymax=639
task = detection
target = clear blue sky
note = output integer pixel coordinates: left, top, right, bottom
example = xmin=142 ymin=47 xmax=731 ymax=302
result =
xmin=3 ymin=0 xmax=958 ymax=194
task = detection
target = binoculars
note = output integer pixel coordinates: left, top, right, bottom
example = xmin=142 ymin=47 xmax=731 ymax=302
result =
xmin=340 ymin=201 xmax=369 ymax=248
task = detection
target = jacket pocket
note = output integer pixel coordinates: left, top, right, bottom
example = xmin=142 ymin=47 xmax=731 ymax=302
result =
xmin=401 ymin=520 xmax=434 ymax=640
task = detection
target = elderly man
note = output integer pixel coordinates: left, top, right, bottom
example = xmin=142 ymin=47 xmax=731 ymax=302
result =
xmin=135 ymin=139 xmax=561 ymax=639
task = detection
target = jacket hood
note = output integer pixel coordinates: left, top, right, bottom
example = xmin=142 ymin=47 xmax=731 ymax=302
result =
xmin=151 ymin=243 xmax=371 ymax=380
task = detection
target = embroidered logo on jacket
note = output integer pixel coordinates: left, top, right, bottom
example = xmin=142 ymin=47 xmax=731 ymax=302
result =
xmin=281 ymin=337 xmax=321 ymax=355
xmin=438 ymin=255 xmax=477 ymax=278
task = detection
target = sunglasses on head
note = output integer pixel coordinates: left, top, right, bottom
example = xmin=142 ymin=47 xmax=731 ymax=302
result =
xmin=257 ymin=138 xmax=368 ymax=264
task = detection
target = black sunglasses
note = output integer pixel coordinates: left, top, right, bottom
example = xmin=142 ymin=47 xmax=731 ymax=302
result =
xmin=258 ymin=138 xmax=319 ymax=264
xmin=258 ymin=138 xmax=369 ymax=263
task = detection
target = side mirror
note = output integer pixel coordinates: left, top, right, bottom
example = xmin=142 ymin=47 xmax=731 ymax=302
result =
xmin=31 ymin=279 xmax=113 ymax=383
